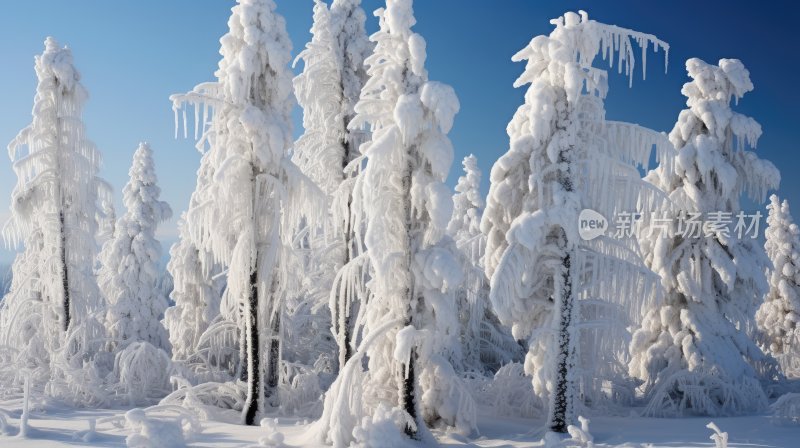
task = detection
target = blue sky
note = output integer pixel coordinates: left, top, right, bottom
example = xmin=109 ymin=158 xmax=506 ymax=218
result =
xmin=1 ymin=0 xmax=798 ymax=264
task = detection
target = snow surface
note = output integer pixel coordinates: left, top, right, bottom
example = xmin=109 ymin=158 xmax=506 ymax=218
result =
xmin=0 ymin=401 xmax=799 ymax=447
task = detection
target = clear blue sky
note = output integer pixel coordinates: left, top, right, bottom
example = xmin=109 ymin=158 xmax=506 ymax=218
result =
xmin=1 ymin=0 xmax=798 ymax=264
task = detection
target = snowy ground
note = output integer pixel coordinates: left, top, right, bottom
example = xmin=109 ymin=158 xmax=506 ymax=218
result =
xmin=1 ymin=402 xmax=799 ymax=448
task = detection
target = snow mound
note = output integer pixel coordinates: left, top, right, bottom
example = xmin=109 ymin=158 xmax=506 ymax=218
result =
xmin=771 ymin=393 xmax=800 ymax=426
xmin=99 ymin=405 xmax=202 ymax=448
xmin=258 ymin=418 xmax=286 ymax=447
xmin=351 ymin=404 xmax=418 ymax=448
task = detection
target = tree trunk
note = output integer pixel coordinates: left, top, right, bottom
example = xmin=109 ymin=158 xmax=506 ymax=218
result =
xmin=265 ymin=307 xmax=281 ymax=408
xmin=549 ymin=251 xmax=575 ymax=433
xmin=400 ymin=335 xmax=419 ymax=438
xmin=399 ymin=155 xmax=420 ymax=440
xmin=334 ymin=194 xmax=354 ymax=371
xmin=243 ymin=266 xmax=261 ymax=426
xmin=243 ymin=167 xmax=262 ymax=426
xmin=335 ymin=132 xmax=357 ymax=371
xmin=55 ymin=81 xmax=70 ymax=334
xmin=549 ymin=137 xmax=577 ymax=433
xmin=60 ymin=211 xmax=71 ymax=332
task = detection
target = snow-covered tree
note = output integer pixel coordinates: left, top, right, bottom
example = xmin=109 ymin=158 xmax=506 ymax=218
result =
xmin=171 ymin=0 xmax=321 ymax=425
xmin=163 ymin=216 xmax=223 ymax=365
xmin=448 ymin=155 xmax=484 ymax=265
xmin=448 ymin=155 xmax=522 ymax=373
xmin=756 ymin=195 xmax=799 ymax=373
xmin=481 ymin=12 xmax=668 ymax=432
xmin=292 ymin=0 xmax=372 ymax=372
xmin=98 ymin=142 xmax=172 ymax=351
xmin=317 ymin=0 xmax=475 ymax=444
xmin=1 ymin=37 xmax=111 ymax=386
xmin=629 ymin=58 xmax=781 ymax=416
xmin=164 ymin=130 xmax=228 ymax=375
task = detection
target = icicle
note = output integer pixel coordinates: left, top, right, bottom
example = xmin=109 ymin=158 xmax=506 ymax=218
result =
xmin=194 ymin=101 xmax=200 ymax=142
xmin=173 ymin=107 xmax=179 ymax=140
xmin=182 ymin=107 xmax=188 ymax=140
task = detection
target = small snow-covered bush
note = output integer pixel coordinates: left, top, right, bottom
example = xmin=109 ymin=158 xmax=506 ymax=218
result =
xmin=567 ymin=416 xmax=594 ymax=447
xmin=114 ymin=342 xmax=172 ymax=405
xmin=258 ymin=418 xmax=286 ymax=447
xmin=465 ymin=363 xmax=542 ymax=419
xmin=99 ymin=405 xmax=202 ymax=448
xmin=771 ymin=393 xmax=800 ymax=426
xmin=351 ymin=404 xmax=418 ymax=448
xmin=420 ymin=355 xmax=477 ymax=435
xmin=160 ymin=378 xmax=245 ymax=421
xmin=643 ymin=370 xmax=768 ymax=417
xmin=124 ymin=408 xmax=184 ymax=448
xmin=48 ymin=317 xmax=111 ymax=407
xmin=278 ymin=361 xmax=325 ymax=418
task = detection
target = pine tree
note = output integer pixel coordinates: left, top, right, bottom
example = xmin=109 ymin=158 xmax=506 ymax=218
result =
xmin=448 ymin=155 xmax=484 ymax=265
xmin=756 ymin=195 xmax=799 ymax=373
xmin=164 ymin=127 xmax=227 ymax=372
xmin=98 ymin=143 xmax=172 ymax=351
xmin=171 ymin=0 xmax=321 ymax=425
xmin=317 ymin=0 xmax=474 ymax=443
xmin=292 ymin=0 xmax=372 ymax=372
xmin=1 ymin=38 xmax=111 ymax=385
xmin=448 ymin=155 xmax=522 ymax=373
xmin=481 ymin=12 xmax=668 ymax=432
xmin=163 ymin=216 xmax=222 ymax=364
xmin=629 ymin=58 xmax=781 ymax=416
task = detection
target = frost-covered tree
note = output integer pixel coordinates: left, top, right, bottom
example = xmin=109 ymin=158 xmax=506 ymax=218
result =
xmin=171 ymin=0 xmax=321 ymax=425
xmin=630 ymin=58 xmax=781 ymax=416
xmin=292 ymin=0 xmax=372 ymax=372
xmin=98 ymin=143 xmax=172 ymax=351
xmin=481 ymin=12 xmax=668 ymax=432
xmin=164 ymin=131 xmax=228 ymax=373
xmin=756 ymin=195 xmax=799 ymax=373
xmin=1 ymin=38 xmax=111 ymax=386
xmin=163 ymin=216 xmax=222 ymax=365
xmin=317 ymin=0 xmax=474 ymax=444
xmin=448 ymin=155 xmax=484 ymax=265
xmin=448 ymin=155 xmax=522 ymax=373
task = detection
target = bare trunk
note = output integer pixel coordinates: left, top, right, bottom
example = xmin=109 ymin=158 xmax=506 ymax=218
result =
xmin=243 ymin=266 xmax=261 ymax=426
xmin=60 ymin=211 xmax=71 ymax=332
xmin=549 ymin=133 xmax=577 ymax=433
xmin=400 ymin=330 xmax=419 ymax=438
xmin=335 ymin=124 xmax=358 ymax=371
xmin=54 ymin=80 xmax=71 ymax=334
xmin=334 ymin=192 xmax=354 ymax=371
xmin=399 ymin=154 xmax=420 ymax=440
xmin=549 ymin=251 xmax=575 ymax=433
xmin=243 ymin=167 xmax=262 ymax=426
